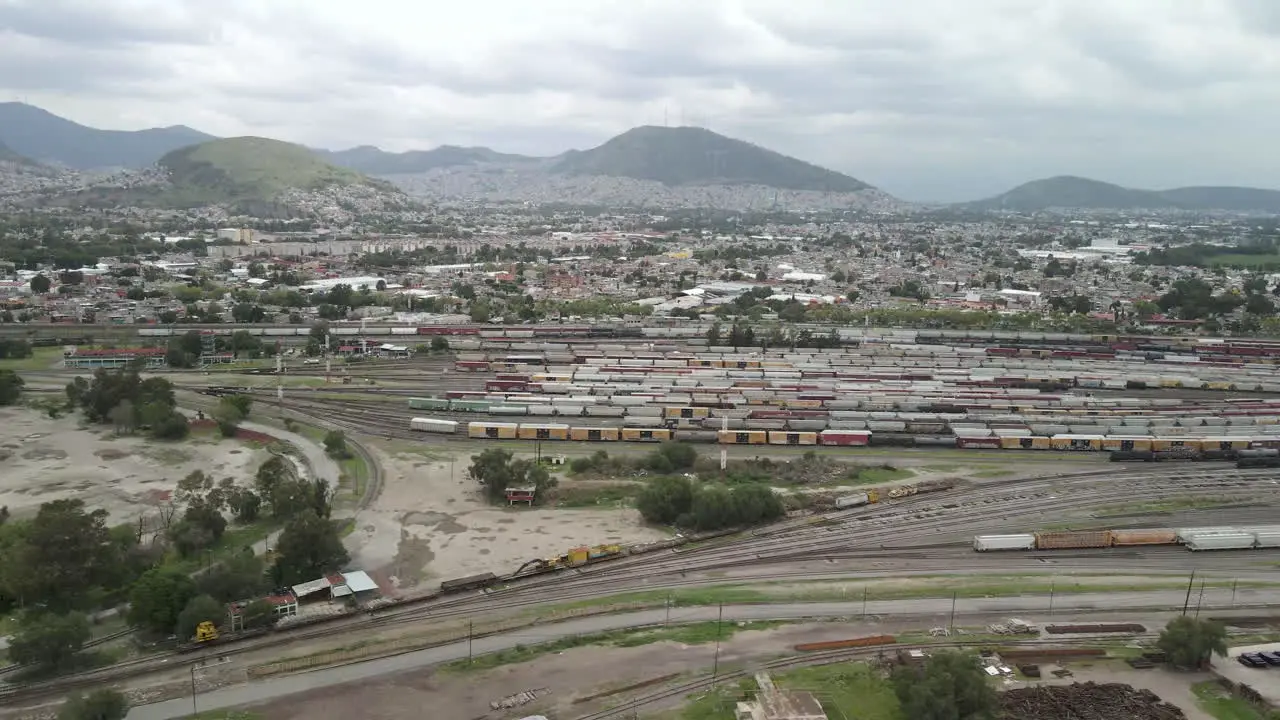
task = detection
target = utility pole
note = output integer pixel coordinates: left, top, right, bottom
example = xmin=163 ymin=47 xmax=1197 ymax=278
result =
xmin=949 ymin=591 xmax=957 ymax=634
xmin=1182 ymin=570 xmax=1197 ymax=616
xmin=712 ymin=603 xmax=724 ymax=678
xmin=1195 ymin=580 xmax=1206 ymax=618
xmin=189 ymin=663 xmax=199 ymax=718
xmin=665 ymin=594 xmax=671 ymax=626
xmin=1049 ymin=580 xmax=1055 ymax=617
xmin=467 ymin=620 xmax=473 ymax=664
xmin=1232 ymin=579 xmax=1238 ymax=608
xmin=720 ymin=414 xmax=728 ymax=470
xmin=862 ymin=587 xmax=868 ymax=619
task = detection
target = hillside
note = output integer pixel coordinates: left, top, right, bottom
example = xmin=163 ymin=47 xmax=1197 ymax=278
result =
xmin=158 ymin=137 xmax=390 ymax=206
xmin=551 ymin=126 xmax=873 ymax=192
xmin=0 ymin=139 xmax=34 ymax=165
xmin=966 ymin=176 xmax=1280 ymax=213
xmin=324 ymin=144 xmax=539 ymax=174
xmin=0 ymin=102 xmax=214 ymax=169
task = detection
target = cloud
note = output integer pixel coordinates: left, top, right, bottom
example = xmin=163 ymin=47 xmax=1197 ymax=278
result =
xmin=0 ymin=0 xmax=1278 ymax=201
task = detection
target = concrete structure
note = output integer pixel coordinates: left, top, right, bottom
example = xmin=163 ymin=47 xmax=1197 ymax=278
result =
xmin=735 ymin=672 xmax=827 ymax=720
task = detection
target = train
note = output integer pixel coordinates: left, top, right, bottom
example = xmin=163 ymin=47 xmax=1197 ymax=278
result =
xmin=974 ymin=525 xmax=1280 ymax=552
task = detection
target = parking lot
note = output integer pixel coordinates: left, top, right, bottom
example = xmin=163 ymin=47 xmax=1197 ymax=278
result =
xmin=1214 ymin=642 xmax=1280 ymax=706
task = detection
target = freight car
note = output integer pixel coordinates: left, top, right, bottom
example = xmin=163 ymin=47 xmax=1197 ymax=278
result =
xmin=975 ymin=525 xmax=1280 ymax=553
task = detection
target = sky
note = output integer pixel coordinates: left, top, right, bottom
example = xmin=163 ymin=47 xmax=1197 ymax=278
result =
xmin=2 ymin=0 xmax=1279 ymax=202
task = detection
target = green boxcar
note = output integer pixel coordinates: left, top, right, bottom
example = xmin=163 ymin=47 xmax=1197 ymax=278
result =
xmin=408 ymin=397 xmax=450 ymax=411
xmin=451 ymin=400 xmax=493 ymax=413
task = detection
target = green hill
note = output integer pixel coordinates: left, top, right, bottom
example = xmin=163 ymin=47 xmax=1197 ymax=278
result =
xmin=159 ymin=137 xmax=386 ymax=205
xmin=965 ymin=175 xmax=1280 ymax=213
xmin=552 ymin=126 xmax=873 ymax=192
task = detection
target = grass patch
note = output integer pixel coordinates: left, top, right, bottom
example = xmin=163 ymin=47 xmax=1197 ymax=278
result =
xmin=189 ymin=712 xmax=263 ymax=720
xmin=775 ymin=662 xmax=904 ymax=720
xmin=1192 ymin=680 xmax=1271 ymax=720
xmin=165 ymin=520 xmax=280 ymax=574
xmin=1209 ymin=253 xmax=1280 ymax=269
xmin=0 ymin=612 xmax=16 ymax=636
xmin=0 ymin=347 xmax=64 ymax=371
xmin=543 ymin=575 xmax=1280 ymax=614
xmin=849 ymin=466 xmax=914 ymax=485
xmin=554 ymin=483 xmax=641 ymax=508
xmin=1094 ymin=496 xmax=1237 ymax=517
xmin=443 ymin=620 xmax=784 ymax=673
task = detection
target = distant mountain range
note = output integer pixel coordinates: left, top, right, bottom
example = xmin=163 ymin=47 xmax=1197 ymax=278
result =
xmin=964 ymin=176 xmax=1280 ymax=213
xmin=0 ymin=103 xmax=875 ymax=195
xmin=0 ymin=102 xmax=214 ymax=169
xmin=5 ymin=102 xmax=1280 ymax=212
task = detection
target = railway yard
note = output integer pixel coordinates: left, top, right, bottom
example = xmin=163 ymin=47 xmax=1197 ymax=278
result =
xmin=12 ymin=327 xmax=1280 ymax=719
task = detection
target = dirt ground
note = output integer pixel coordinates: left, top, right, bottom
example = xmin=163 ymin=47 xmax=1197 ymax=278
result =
xmin=0 ymin=407 xmax=270 ymax=527
xmin=240 ymin=619 xmax=900 ymax=720
xmin=1008 ymin=665 xmax=1216 ymax=720
xmin=343 ymin=444 xmax=670 ymax=593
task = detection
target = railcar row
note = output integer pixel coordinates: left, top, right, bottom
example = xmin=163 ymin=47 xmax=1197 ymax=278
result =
xmin=459 ymin=421 xmax=872 ymax=446
xmin=122 ymin=323 xmax=1280 ymax=352
xmin=974 ymin=526 xmax=1280 ymax=552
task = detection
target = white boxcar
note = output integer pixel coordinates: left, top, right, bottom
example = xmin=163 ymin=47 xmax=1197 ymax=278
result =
xmin=835 ymin=493 xmax=870 ymax=509
xmin=1185 ymin=532 xmax=1255 ymax=551
xmin=973 ymin=534 xmax=1037 ymax=552
xmin=409 ymin=417 xmax=458 ymax=434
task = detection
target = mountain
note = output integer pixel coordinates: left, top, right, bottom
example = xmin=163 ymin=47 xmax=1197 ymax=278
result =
xmin=550 ymin=126 xmax=873 ymax=192
xmin=157 ymin=137 xmax=392 ymax=206
xmin=0 ymin=139 xmax=35 ymax=166
xmin=0 ymin=102 xmax=214 ymax=170
xmin=966 ymin=175 xmax=1280 ymax=213
xmin=324 ymin=144 xmax=539 ymax=174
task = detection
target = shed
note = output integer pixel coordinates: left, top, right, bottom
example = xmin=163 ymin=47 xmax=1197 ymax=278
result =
xmin=330 ymin=570 xmax=380 ymax=599
xmin=291 ymin=577 xmax=332 ymax=601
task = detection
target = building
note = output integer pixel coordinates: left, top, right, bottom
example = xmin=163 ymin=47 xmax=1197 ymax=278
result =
xmin=735 ymin=673 xmax=827 ymax=720
xmin=226 ymin=592 xmax=298 ymax=631
xmin=291 ymin=570 xmax=381 ymax=605
xmin=504 ymin=486 xmax=537 ymax=506
xmin=63 ymin=347 xmax=168 ymax=369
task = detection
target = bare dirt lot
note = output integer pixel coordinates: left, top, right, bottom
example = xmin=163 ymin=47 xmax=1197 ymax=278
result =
xmin=1009 ymin=665 xmax=1216 ymax=720
xmin=343 ymin=443 xmax=670 ymax=594
xmin=240 ymin=619 xmax=886 ymax=720
xmin=0 ymin=407 xmax=270 ymax=527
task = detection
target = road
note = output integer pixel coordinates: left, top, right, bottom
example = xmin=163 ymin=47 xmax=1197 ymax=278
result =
xmin=126 ymin=586 xmax=1280 ymax=719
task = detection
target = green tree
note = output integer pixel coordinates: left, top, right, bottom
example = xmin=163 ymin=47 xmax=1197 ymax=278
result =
xmin=196 ymin=550 xmax=270 ymax=604
xmin=30 ymin=274 xmax=51 ymax=294
xmin=0 ymin=369 xmax=24 ymax=406
xmin=175 ymin=594 xmax=225 ymax=641
xmin=467 ymin=448 xmax=554 ymax=503
xmin=272 ymin=510 xmax=350 ymax=586
xmin=636 ymin=476 xmax=694 ymax=525
xmin=7 ymin=612 xmax=91 ymax=671
xmin=323 ymin=430 xmax=351 ymax=459
xmin=429 ymin=336 xmax=449 ymax=352
xmin=3 ymin=500 xmax=117 ymax=612
xmin=58 ymin=688 xmax=129 ymax=720
xmin=891 ymin=651 xmax=997 ymax=720
xmin=1157 ymin=616 xmax=1228 ymax=669
xmin=127 ymin=567 xmax=196 ymax=635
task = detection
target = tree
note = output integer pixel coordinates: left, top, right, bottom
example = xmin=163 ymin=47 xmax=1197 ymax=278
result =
xmin=3 ymin=500 xmax=117 ymax=612
xmin=1157 ymin=616 xmax=1228 ymax=669
xmin=196 ymin=550 xmax=269 ymax=604
xmin=429 ymin=336 xmax=449 ymax=352
xmin=637 ymin=476 xmax=695 ymax=525
xmin=7 ymin=612 xmax=91 ymax=671
xmin=0 ymin=369 xmax=24 ymax=406
xmin=30 ymin=274 xmax=51 ymax=294
xmin=58 ymin=688 xmax=129 ymax=720
xmin=467 ymin=449 xmax=555 ymax=503
xmin=706 ymin=322 xmax=722 ymax=345
xmin=127 ymin=567 xmax=196 ymax=635
xmin=891 ymin=651 xmax=997 ymax=720
xmin=272 ymin=510 xmax=350 ymax=586
xmin=323 ymin=430 xmax=351 ymax=459
xmin=175 ymin=594 xmax=225 ymax=641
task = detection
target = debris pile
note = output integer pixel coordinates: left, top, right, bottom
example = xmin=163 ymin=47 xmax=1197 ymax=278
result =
xmin=999 ymin=683 xmax=1186 ymax=720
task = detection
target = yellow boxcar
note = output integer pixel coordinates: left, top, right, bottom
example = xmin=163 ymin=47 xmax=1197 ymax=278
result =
xmin=781 ymin=399 xmax=823 ymax=410
xmin=718 ymin=430 xmax=768 ymax=445
xmin=621 ymin=428 xmax=672 ymax=442
xmin=469 ymin=422 xmax=519 ymax=439
xmin=662 ymin=406 xmax=711 ymax=419
xmin=1101 ymin=436 xmax=1154 ymax=452
xmin=1150 ymin=437 xmax=1198 ymax=452
xmin=1050 ymin=435 xmax=1105 ymax=451
xmin=1206 ymin=437 xmax=1251 ymax=452
xmin=570 ymin=426 xmax=620 ymax=441
xmin=767 ymin=431 xmax=817 ymax=446
xmin=517 ymin=424 xmax=569 ymax=441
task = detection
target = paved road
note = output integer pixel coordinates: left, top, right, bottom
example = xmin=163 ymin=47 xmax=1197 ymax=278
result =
xmin=126 ymin=586 xmax=1280 ymax=719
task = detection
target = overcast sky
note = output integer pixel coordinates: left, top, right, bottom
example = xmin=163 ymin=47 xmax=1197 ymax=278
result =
xmin=2 ymin=0 xmax=1278 ymax=202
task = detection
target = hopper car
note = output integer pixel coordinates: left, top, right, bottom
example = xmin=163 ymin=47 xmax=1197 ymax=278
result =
xmin=974 ymin=525 xmax=1280 ymax=552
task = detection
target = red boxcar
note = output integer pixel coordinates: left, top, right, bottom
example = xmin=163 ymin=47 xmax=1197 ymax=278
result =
xmin=818 ymin=431 xmax=871 ymax=446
